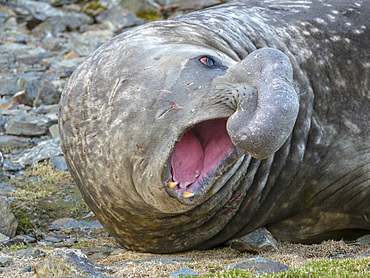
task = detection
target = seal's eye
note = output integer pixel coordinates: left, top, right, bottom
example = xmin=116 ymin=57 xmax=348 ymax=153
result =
xmin=199 ymin=56 xmax=217 ymax=67
xmin=197 ymin=55 xmax=227 ymax=70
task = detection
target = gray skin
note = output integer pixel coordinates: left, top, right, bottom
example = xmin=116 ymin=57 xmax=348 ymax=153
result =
xmin=59 ymin=1 xmax=370 ymax=253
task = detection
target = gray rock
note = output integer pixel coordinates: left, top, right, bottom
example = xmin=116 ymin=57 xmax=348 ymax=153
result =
xmin=0 ymin=28 xmax=35 ymax=44
xmin=0 ymin=72 xmax=21 ymax=95
xmin=17 ymin=138 xmax=62 ymax=166
xmin=16 ymin=234 xmax=37 ymax=243
xmin=37 ymin=239 xmax=54 ymax=247
xmin=0 ymin=152 xmax=3 ymax=182
xmin=227 ymin=227 xmax=279 ymax=253
xmin=0 ymin=182 xmax=17 ymax=195
xmin=65 ymin=238 xmax=79 ymax=244
xmin=21 ymin=265 xmax=33 ymax=273
xmin=71 ymin=33 xmax=106 ymax=57
xmin=0 ymin=196 xmax=18 ymax=238
xmin=0 ymin=108 xmax=29 ymax=117
xmin=0 ymin=115 xmax=9 ymax=132
xmin=0 ymin=40 xmax=48 ymax=72
xmin=3 ymin=159 xmax=25 ymax=174
xmin=158 ymin=0 xmax=225 ymax=19
xmin=0 ymin=135 xmax=33 ymax=148
xmin=82 ymin=246 xmax=115 ymax=258
xmin=48 ymin=57 xmax=85 ymax=77
xmin=2 ymin=16 xmax=17 ymax=32
xmin=33 ymin=104 xmax=59 ymax=115
xmin=228 ymin=257 xmax=290 ymax=275
xmin=50 ymin=217 xmax=104 ymax=230
xmin=31 ymin=20 xmax=54 ymax=37
xmin=0 ymin=9 xmax=10 ymax=25
xmin=5 ymin=114 xmax=54 ymax=136
xmin=25 ymin=177 xmax=42 ymax=182
xmin=33 ymin=248 xmax=108 ymax=277
xmin=99 ymin=0 xmax=121 ymax=9
xmin=0 ymin=42 xmax=36 ymax=56
xmin=170 ymin=267 xmax=198 ymax=277
xmin=96 ymin=6 xmax=144 ymax=32
xmin=357 ymin=234 xmax=370 ymax=245
xmin=42 ymin=36 xmax=72 ymax=53
xmin=0 ymin=232 xmax=9 ymax=241
xmin=0 ymin=235 xmax=27 ymax=247
xmin=156 ymin=0 xmax=180 ymax=6
xmin=12 ymin=248 xmax=47 ymax=259
xmin=12 ymin=0 xmax=65 ymax=21
xmin=17 ymin=72 xmax=58 ymax=102
xmin=82 ymin=29 xmax=115 ymax=41
xmin=15 ymin=47 xmax=50 ymax=71
xmin=44 ymin=235 xmax=63 ymax=243
xmin=0 ymin=257 xmax=13 ymax=267
xmin=89 ymin=252 xmax=110 ymax=260
xmin=33 ymin=81 xmax=61 ymax=107
xmin=119 ymin=0 xmax=160 ymax=14
xmin=42 ymin=0 xmax=78 ymax=7
xmin=47 ymin=12 xmax=93 ymax=33
xmin=44 ymin=112 xmax=58 ymax=124
xmin=48 ymin=124 xmax=59 ymax=138
xmin=50 ymin=155 xmax=68 ymax=171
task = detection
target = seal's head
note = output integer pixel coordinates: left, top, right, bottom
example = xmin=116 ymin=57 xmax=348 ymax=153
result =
xmin=59 ymin=12 xmax=299 ymax=252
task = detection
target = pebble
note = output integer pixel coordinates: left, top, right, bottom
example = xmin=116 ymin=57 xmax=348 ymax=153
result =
xmin=228 ymin=257 xmax=290 ymax=275
xmin=0 ymin=235 xmax=27 ymax=247
xmin=227 ymin=227 xmax=279 ymax=253
xmin=34 ymin=248 xmax=113 ymax=277
xmin=5 ymin=114 xmax=54 ymax=136
xmin=96 ymin=5 xmax=144 ymax=32
xmin=16 ymin=234 xmax=37 ymax=244
xmin=0 ymin=196 xmax=18 ymax=238
xmin=0 ymin=182 xmax=17 ymax=195
xmin=357 ymin=234 xmax=370 ymax=245
xmin=12 ymin=248 xmax=47 ymax=259
xmin=0 ymin=232 xmax=9 ymax=242
xmin=20 ymin=265 xmax=33 ymax=273
xmin=170 ymin=267 xmax=199 ymax=277
xmin=0 ymin=256 xmax=13 ymax=267
xmin=0 ymin=135 xmax=33 ymax=150
xmin=49 ymin=217 xmax=104 ymax=230
xmin=17 ymin=138 xmax=63 ymax=166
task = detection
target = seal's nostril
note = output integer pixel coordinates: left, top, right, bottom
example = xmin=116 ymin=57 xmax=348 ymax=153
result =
xmin=226 ymin=48 xmax=299 ymax=159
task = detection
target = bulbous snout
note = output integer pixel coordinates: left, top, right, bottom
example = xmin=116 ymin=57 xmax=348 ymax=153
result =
xmin=226 ymin=48 xmax=299 ymax=159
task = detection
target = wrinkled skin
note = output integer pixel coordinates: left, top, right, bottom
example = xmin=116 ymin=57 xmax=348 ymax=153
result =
xmin=59 ymin=1 xmax=370 ymax=253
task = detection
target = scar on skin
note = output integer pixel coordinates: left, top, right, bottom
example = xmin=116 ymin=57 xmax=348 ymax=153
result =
xmin=161 ymin=89 xmax=172 ymax=93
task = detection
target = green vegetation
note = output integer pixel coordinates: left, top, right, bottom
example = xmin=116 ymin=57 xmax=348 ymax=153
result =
xmin=201 ymin=257 xmax=370 ymax=278
xmin=136 ymin=12 xmax=162 ymax=21
xmin=6 ymin=161 xmax=89 ymax=234
xmin=0 ymin=242 xmax=29 ymax=252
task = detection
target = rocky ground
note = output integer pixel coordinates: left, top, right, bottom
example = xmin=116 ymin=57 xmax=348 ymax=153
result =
xmin=0 ymin=0 xmax=369 ymax=277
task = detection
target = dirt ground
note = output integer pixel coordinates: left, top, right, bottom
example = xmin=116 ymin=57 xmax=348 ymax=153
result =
xmin=1 ymin=236 xmax=369 ymax=277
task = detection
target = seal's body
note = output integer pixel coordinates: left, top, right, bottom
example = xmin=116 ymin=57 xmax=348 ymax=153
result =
xmin=59 ymin=1 xmax=370 ymax=253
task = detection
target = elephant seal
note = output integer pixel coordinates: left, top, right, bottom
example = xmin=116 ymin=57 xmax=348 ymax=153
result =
xmin=59 ymin=1 xmax=370 ymax=253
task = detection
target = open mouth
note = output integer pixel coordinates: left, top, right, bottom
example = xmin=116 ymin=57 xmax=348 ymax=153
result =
xmin=167 ymin=118 xmax=241 ymax=201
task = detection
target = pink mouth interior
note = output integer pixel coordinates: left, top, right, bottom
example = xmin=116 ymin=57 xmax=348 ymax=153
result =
xmin=170 ymin=119 xmax=235 ymax=192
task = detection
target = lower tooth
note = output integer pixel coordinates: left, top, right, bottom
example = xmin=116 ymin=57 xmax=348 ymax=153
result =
xmin=183 ymin=191 xmax=194 ymax=198
xmin=169 ymin=182 xmax=178 ymax=189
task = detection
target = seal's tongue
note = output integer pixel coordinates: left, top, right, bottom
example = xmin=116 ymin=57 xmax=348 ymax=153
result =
xmin=171 ymin=130 xmax=204 ymax=188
